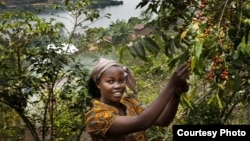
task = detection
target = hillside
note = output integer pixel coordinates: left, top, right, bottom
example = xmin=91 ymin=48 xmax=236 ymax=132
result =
xmin=2 ymin=0 xmax=50 ymax=6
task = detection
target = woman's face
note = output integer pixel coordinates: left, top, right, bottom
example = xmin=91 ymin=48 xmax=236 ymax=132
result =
xmin=97 ymin=66 xmax=126 ymax=105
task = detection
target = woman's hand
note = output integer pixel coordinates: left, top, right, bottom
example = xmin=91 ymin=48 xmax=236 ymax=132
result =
xmin=168 ymin=63 xmax=190 ymax=94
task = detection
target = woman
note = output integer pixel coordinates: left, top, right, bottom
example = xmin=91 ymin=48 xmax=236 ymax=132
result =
xmin=85 ymin=58 xmax=189 ymax=141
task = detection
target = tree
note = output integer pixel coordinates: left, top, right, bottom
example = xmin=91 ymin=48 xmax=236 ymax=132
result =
xmin=0 ymin=0 xmax=105 ymax=140
xmin=129 ymin=0 xmax=250 ymax=126
xmin=108 ymin=19 xmax=134 ymax=44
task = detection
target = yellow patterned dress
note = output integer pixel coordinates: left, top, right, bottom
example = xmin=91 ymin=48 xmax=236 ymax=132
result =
xmin=85 ymin=95 xmax=148 ymax=141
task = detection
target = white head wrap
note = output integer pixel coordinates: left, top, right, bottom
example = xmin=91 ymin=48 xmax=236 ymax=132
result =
xmin=91 ymin=58 xmax=136 ymax=92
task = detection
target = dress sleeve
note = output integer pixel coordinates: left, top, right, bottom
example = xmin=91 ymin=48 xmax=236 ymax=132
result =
xmin=85 ymin=109 xmax=116 ymax=137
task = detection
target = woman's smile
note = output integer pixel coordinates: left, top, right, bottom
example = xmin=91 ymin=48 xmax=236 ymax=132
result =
xmin=112 ymin=91 xmax=123 ymax=98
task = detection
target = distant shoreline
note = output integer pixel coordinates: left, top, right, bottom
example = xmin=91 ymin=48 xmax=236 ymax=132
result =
xmin=6 ymin=2 xmax=49 ymax=7
xmin=0 ymin=3 xmax=53 ymax=14
xmin=0 ymin=1 xmax=124 ymax=14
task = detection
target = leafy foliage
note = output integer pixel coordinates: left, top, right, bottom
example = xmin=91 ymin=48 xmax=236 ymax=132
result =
xmin=133 ymin=0 xmax=250 ymax=127
xmin=0 ymin=1 xmax=99 ymax=140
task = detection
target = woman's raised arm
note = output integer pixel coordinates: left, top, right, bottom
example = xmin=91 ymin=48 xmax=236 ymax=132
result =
xmin=106 ymin=63 xmax=189 ymax=137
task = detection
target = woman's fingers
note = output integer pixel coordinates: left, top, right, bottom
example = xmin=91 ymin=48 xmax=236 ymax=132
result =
xmin=175 ymin=63 xmax=189 ymax=80
xmin=175 ymin=63 xmax=188 ymax=72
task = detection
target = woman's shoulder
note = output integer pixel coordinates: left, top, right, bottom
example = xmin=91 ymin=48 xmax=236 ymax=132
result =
xmin=121 ymin=94 xmax=145 ymax=108
xmin=122 ymin=93 xmax=140 ymax=102
xmin=122 ymin=94 xmax=146 ymax=115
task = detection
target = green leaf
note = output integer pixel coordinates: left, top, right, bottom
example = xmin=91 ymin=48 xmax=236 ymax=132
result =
xmin=133 ymin=40 xmax=147 ymax=60
xmin=136 ymin=0 xmax=149 ymax=9
xmin=188 ymin=85 xmax=197 ymax=100
xmin=169 ymin=38 xmax=176 ymax=53
xmin=194 ymin=41 xmax=202 ymax=60
xmin=141 ymin=37 xmax=160 ymax=55
xmin=180 ymin=94 xmax=193 ymax=109
xmin=216 ymin=93 xmax=223 ymax=109
xmin=190 ymin=56 xmax=196 ymax=71
xmin=207 ymin=93 xmax=216 ymax=105
xmin=128 ymin=44 xmax=137 ymax=57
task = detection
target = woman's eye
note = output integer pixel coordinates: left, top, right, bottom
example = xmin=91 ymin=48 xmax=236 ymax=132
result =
xmin=107 ymin=80 xmax=114 ymax=84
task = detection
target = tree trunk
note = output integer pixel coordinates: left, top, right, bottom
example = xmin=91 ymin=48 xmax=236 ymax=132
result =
xmin=16 ymin=109 xmax=40 ymax=141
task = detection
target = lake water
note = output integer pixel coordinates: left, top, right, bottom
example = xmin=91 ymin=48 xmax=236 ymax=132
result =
xmin=38 ymin=0 xmax=145 ymax=31
xmin=37 ymin=0 xmax=147 ymax=65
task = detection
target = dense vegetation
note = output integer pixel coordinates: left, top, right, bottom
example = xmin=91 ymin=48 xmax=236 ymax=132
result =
xmin=0 ymin=0 xmax=249 ymax=141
